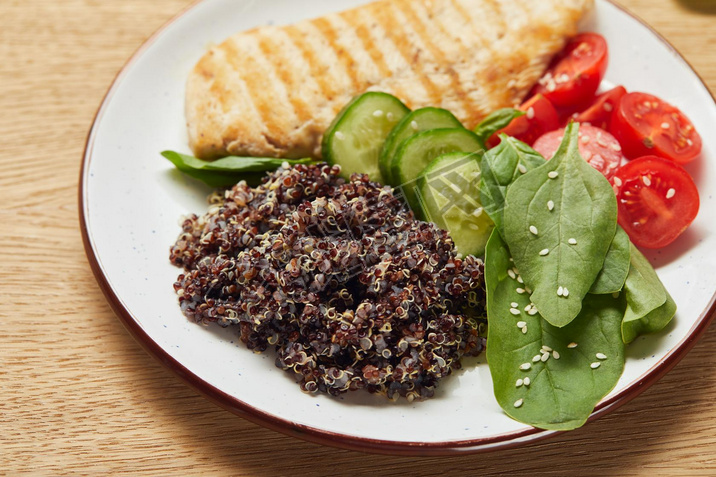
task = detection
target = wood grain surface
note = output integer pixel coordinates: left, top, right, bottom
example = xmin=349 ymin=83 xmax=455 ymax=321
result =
xmin=2 ymin=0 xmax=716 ymax=474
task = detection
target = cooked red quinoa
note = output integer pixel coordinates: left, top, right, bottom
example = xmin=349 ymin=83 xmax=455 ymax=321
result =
xmin=170 ymin=163 xmax=486 ymax=401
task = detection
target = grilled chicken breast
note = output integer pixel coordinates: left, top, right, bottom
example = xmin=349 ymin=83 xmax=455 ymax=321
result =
xmin=187 ymin=0 xmax=593 ymax=160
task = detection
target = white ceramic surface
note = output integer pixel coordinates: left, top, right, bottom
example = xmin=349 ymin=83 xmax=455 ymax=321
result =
xmin=81 ymin=0 xmax=716 ymax=453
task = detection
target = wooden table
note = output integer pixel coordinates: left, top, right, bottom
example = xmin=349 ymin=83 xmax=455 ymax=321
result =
xmin=3 ymin=0 xmax=716 ymax=474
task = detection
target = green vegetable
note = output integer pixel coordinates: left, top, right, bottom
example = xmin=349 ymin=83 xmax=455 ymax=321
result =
xmin=379 ymin=107 xmax=464 ymax=185
xmin=503 ymin=123 xmax=618 ymax=328
xmin=479 ymin=135 xmax=545 ymax=237
xmin=473 ymin=108 xmax=524 ymax=147
xmin=322 ymin=92 xmax=410 ymax=185
xmin=590 ymin=226 xmax=631 ymax=295
xmin=485 ymin=230 xmax=626 ymax=431
xmin=161 ymin=151 xmax=316 ymax=187
xmin=417 ymin=152 xmax=494 ymax=256
xmin=621 ymin=244 xmax=677 ymax=343
xmin=390 ymin=128 xmax=483 ymax=214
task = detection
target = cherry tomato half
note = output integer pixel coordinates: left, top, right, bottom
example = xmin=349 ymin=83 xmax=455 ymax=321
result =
xmin=532 ymin=33 xmax=608 ymax=108
xmin=533 ymin=124 xmax=624 ymax=179
xmin=611 ymin=155 xmax=699 ymax=249
xmin=488 ymin=94 xmax=560 ymax=147
xmin=572 ymin=86 xmax=627 ymax=130
xmin=610 ymin=92 xmax=702 ymax=164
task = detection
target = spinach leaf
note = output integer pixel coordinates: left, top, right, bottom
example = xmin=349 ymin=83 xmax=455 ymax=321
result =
xmin=162 ymin=151 xmax=317 ymax=187
xmin=479 ymin=136 xmax=545 ymax=237
xmin=590 ymin=226 xmax=631 ymax=295
xmin=485 ymin=231 xmax=626 ymax=431
xmin=621 ymin=244 xmax=677 ymax=343
xmin=473 ymin=108 xmax=525 ymax=147
xmin=503 ymin=123 xmax=618 ymax=327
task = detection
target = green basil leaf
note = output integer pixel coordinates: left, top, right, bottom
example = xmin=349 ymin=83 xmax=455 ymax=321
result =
xmin=479 ymin=136 xmax=545 ymax=237
xmin=590 ymin=226 xmax=631 ymax=295
xmin=503 ymin=123 xmax=618 ymax=327
xmin=485 ymin=230 xmax=626 ymax=431
xmin=473 ymin=108 xmax=525 ymax=146
xmin=162 ymin=151 xmax=317 ymax=187
xmin=621 ymin=244 xmax=677 ymax=343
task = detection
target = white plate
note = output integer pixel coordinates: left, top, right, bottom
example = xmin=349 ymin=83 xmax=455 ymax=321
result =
xmin=81 ymin=0 xmax=716 ymax=454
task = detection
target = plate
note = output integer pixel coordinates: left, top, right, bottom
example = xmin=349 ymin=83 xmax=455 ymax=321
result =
xmin=81 ymin=0 xmax=716 ymax=455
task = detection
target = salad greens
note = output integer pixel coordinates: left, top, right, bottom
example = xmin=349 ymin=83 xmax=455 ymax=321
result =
xmin=485 ymin=231 xmax=626 ymax=431
xmin=622 ymin=244 xmax=677 ymax=343
xmin=590 ymin=227 xmax=631 ymax=295
xmin=162 ymin=151 xmax=317 ymax=187
xmin=472 ymin=108 xmax=525 ymax=148
xmin=479 ymin=135 xmax=545 ymax=237
xmin=502 ymin=123 xmax=618 ymax=328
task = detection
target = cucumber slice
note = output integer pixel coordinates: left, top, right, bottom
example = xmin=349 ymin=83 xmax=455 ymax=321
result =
xmin=390 ymin=128 xmax=483 ymax=213
xmin=322 ymin=92 xmax=409 ymax=185
xmin=379 ymin=107 xmax=464 ymax=185
xmin=417 ymin=152 xmax=495 ymax=257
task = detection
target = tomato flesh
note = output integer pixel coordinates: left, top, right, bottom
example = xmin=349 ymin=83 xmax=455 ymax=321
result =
xmin=488 ymin=94 xmax=559 ymax=147
xmin=532 ymin=33 xmax=608 ymax=108
xmin=611 ymin=155 xmax=699 ymax=248
xmin=533 ymin=124 xmax=624 ymax=179
xmin=610 ymin=92 xmax=702 ymax=164
xmin=572 ymin=86 xmax=627 ymax=130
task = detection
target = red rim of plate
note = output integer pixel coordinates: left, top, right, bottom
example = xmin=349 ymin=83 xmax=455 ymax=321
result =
xmin=79 ymin=0 xmax=716 ymax=456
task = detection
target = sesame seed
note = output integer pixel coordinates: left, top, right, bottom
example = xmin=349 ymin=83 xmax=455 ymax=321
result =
xmin=525 ymin=287 xmax=532 ymax=294
xmin=532 ymin=355 xmax=542 ymax=362
xmin=539 ymin=248 xmax=549 ymax=256
xmin=514 ymin=398 xmax=524 ymax=408
xmin=511 ymin=302 xmax=519 ymax=308
xmin=281 ymin=161 xmax=290 ymax=169
xmin=517 ymin=275 xmax=524 ymax=284
xmin=603 ymin=102 xmax=613 ymax=112
xmin=548 ymin=171 xmax=559 ymax=179
xmin=335 ymin=131 xmax=345 ymax=140
xmin=591 ymin=362 xmax=601 ymax=369
xmin=518 ymin=164 xmax=528 ymax=174
xmin=557 ymin=286 xmax=564 ymax=296
xmin=520 ymin=363 xmax=532 ymax=370
xmin=526 ymin=107 xmax=535 ymax=119
xmin=472 ymin=207 xmax=484 ymax=217
xmin=567 ymin=342 xmax=578 ymax=348
xmin=521 ymin=326 xmax=528 ymax=334
xmin=527 ymin=307 xmax=539 ymax=316
xmin=541 ymin=353 xmax=550 ymax=362
xmin=642 ymin=176 xmax=652 ymax=186
xmin=410 ymin=120 xmax=419 ymax=130
xmin=468 ymin=223 xmax=480 ymax=231
xmin=541 ymin=345 xmax=552 ymax=352
xmin=661 ymin=122 xmax=670 ymax=129
xmin=516 ymin=378 xmax=524 ymax=387
xmin=508 ymin=269 xmax=516 ymax=280
xmin=553 ymin=351 xmax=560 ymax=359
xmin=386 ymin=112 xmax=395 ymax=121
xmin=516 ymin=288 xmax=526 ymax=294
xmin=373 ymin=110 xmax=384 ymax=117
xmin=524 ymin=304 xmax=532 ymax=312
xmin=529 ymin=225 xmax=539 ymax=235
xmin=666 ymin=188 xmax=676 ymax=199
xmin=568 ymin=238 xmax=577 ymax=245
xmin=687 ymin=138 xmax=693 ymax=146
xmin=613 ymin=177 xmax=623 ymax=187
xmin=509 ymin=308 xmax=521 ymax=315
xmin=596 ymin=352 xmax=607 ymax=360
xmin=547 ymin=200 xmax=555 ymax=211
xmin=563 ymin=287 xmax=569 ymax=297
xmin=524 ymin=377 xmax=531 ymax=386
xmin=611 ymin=143 xmax=622 ymax=152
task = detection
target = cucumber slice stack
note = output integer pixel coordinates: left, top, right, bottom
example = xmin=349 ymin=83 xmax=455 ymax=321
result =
xmin=323 ymin=91 xmax=494 ymax=257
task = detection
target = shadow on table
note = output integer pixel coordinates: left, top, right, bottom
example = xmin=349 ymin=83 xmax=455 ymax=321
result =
xmin=674 ymin=0 xmax=716 ymax=14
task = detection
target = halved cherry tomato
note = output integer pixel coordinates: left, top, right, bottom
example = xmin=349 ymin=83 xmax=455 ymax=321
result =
xmin=532 ymin=33 xmax=608 ymax=108
xmin=533 ymin=124 xmax=624 ymax=179
xmin=610 ymin=92 xmax=702 ymax=164
xmin=611 ymin=155 xmax=699 ymax=248
xmin=572 ymin=86 xmax=627 ymax=130
xmin=488 ymin=94 xmax=560 ymax=147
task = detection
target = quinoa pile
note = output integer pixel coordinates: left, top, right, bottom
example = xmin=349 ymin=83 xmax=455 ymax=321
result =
xmin=170 ymin=163 xmax=487 ymax=401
